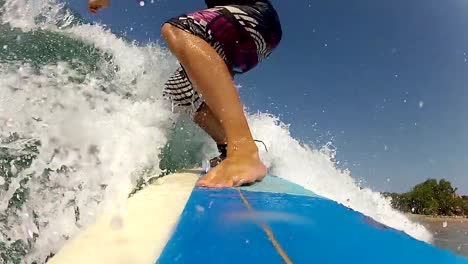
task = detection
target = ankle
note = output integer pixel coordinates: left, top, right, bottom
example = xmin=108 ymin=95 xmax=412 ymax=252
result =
xmin=227 ymin=138 xmax=259 ymax=157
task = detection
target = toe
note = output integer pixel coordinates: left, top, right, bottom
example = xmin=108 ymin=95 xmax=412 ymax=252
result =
xmin=196 ymin=180 xmax=208 ymax=187
xmin=234 ymin=178 xmax=252 ymax=187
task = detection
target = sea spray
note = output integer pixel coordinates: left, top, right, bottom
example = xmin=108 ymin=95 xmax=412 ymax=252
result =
xmin=248 ymin=113 xmax=432 ymax=242
xmin=1 ymin=1 xmax=176 ymax=262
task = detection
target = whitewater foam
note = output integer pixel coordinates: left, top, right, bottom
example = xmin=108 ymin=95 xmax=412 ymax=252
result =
xmin=1 ymin=1 xmax=176 ymax=261
xmin=248 ymin=114 xmax=432 ymax=241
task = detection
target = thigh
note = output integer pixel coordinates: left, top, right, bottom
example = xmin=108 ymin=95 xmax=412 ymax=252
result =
xmin=165 ymin=2 xmax=282 ymax=74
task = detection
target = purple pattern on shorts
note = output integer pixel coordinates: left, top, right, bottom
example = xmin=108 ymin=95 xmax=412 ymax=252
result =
xmin=164 ymin=4 xmax=282 ymax=115
xmin=213 ymin=14 xmax=258 ymax=72
xmin=187 ymin=8 xmax=260 ymax=72
xmin=188 ymin=9 xmax=219 ymax=24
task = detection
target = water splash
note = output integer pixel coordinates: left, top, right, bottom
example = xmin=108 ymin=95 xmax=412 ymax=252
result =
xmin=248 ymin=114 xmax=432 ymax=242
xmin=1 ymin=0 xmax=176 ymax=262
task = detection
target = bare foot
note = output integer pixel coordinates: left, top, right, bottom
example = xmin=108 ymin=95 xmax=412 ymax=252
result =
xmin=197 ymin=151 xmax=267 ymax=188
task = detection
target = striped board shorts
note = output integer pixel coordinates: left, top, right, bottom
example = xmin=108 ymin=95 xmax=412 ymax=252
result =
xmin=163 ymin=1 xmax=282 ymax=115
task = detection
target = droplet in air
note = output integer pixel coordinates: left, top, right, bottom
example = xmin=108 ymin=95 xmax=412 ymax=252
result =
xmin=418 ymin=101 xmax=424 ymax=108
xmin=442 ymin=221 xmax=447 ymax=228
xmin=10 ymin=162 xmax=17 ymax=175
xmin=27 ymin=229 xmax=34 ymax=239
xmin=139 ymin=1 xmax=145 ymax=6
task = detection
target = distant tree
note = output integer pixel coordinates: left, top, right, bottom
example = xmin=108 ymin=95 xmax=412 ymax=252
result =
xmin=434 ymin=179 xmax=458 ymax=215
xmin=408 ymin=179 xmax=440 ymax=215
xmin=463 ymin=200 xmax=468 ymax=215
xmin=452 ymin=197 xmax=466 ymax=216
xmin=384 ymin=178 xmax=466 ymax=216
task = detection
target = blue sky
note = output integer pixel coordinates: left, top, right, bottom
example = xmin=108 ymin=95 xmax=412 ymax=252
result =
xmin=69 ymin=0 xmax=468 ymax=193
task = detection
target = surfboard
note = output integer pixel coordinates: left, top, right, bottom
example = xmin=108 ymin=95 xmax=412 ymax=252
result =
xmin=48 ymin=171 xmax=468 ymax=264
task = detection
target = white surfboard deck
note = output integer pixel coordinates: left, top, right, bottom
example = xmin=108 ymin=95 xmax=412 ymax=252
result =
xmin=47 ymin=171 xmax=199 ymax=264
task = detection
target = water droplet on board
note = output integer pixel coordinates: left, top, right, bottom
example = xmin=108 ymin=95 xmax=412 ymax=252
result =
xmin=110 ymin=215 xmax=124 ymax=230
xmin=196 ymin=205 xmax=205 ymax=213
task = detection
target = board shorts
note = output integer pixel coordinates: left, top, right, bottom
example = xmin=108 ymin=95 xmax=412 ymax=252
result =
xmin=162 ymin=1 xmax=282 ymax=116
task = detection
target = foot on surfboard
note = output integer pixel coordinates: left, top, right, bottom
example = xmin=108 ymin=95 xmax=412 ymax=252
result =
xmin=198 ymin=149 xmax=268 ymax=188
xmin=202 ymin=140 xmax=268 ymax=173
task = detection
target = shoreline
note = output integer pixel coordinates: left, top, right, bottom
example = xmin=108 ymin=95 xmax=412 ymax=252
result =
xmin=406 ymin=213 xmax=468 ymax=222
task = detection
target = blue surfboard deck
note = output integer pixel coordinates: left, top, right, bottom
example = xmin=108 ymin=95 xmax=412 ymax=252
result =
xmin=157 ymin=175 xmax=468 ymax=264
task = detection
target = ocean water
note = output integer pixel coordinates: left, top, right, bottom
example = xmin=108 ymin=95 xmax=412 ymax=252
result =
xmin=410 ymin=216 xmax=468 ymax=257
xmin=0 ymin=0 xmax=435 ymax=263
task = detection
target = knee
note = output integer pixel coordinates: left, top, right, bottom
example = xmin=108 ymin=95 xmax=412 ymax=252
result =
xmin=161 ymin=23 xmax=180 ymax=46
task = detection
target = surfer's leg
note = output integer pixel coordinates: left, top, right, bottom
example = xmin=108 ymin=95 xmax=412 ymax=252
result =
xmin=194 ymin=103 xmax=229 ymax=167
xmin=194 ymin=103 xmax=227 ymax=145
xmin=163 ymin=69 xmax=228 ymax=167
xmin=162 ymin=24 xmax=267 ymax=187
xmin=162 ymin=3 xmax=281 ymax=187
xmin=194 ymin=103 xmax=231 ymax=167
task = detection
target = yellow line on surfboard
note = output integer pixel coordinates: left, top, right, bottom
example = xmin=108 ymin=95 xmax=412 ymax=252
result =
xmin=237 ymin=189 xmax=293 ymax=264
